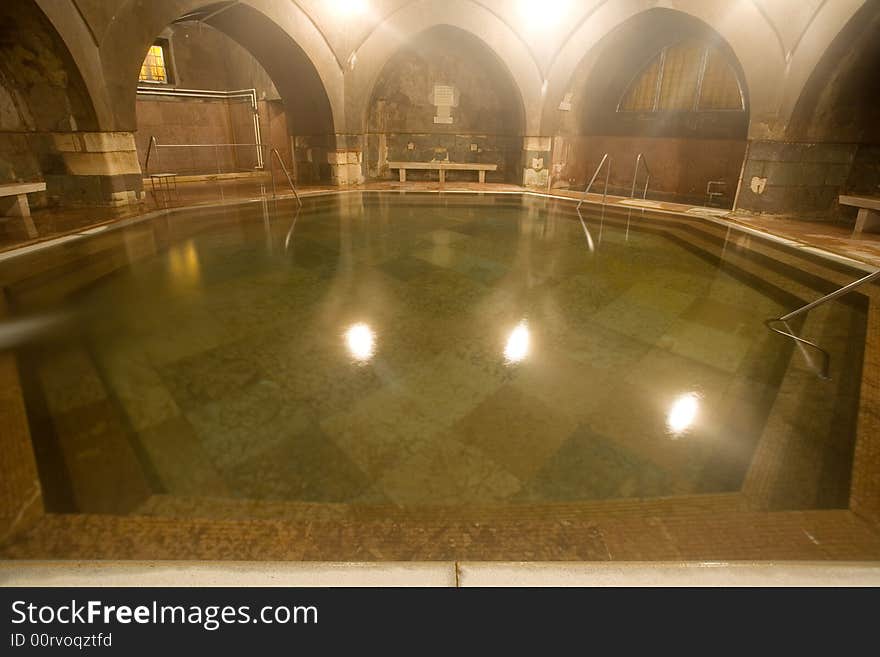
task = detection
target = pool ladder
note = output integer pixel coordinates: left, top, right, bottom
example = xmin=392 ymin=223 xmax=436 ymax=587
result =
xmin=577 ymin=153 xmax=651 ymax=211
xmin=765 ymin=268 xmax=880 ymax=379
xmin=630 ymin=153 xmax=651 ymax=201
xmin=577 ymin=153 xmax=611 ymax=211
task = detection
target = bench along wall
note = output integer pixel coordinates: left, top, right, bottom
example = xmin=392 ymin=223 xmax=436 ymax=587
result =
xmin=365 ymin=26 xmax=523 ymax=184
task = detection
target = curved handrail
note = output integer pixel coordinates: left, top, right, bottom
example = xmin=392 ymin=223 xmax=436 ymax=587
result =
xmin=270 ymin=147 xmax=302 ymax=207
xmin=765 ymin=268 xmax=880 ymax=379
xmin=577 ymin=153 xmax=611 ymax=211
xmin=144 ymin=136 xmax=159 ymax=176
xmin=764 ymin=318 xmax=830 ymax=380
xmin=630 ymin=153 xmax=651 ymax=200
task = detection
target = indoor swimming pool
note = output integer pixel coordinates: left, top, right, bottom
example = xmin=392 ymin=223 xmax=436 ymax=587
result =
xmin=0 ymin=193 xmax=869 ymax=521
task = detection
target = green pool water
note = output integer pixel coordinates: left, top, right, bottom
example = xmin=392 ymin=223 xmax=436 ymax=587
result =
xmin=9 ymin=193 xmax=866 ymax=513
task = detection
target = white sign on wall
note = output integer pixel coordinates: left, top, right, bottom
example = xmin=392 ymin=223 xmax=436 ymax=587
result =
xmin=433 ymin=84 xmax=456 ymax=124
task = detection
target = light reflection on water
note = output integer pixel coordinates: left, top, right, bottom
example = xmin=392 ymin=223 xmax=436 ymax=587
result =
xmin=504 ymin=320 xmax=530 ymax=364
xmin=666 ymin=391 xmax=701 ymax=438
xmin=345 ymin=322 xmax=376 ymax=363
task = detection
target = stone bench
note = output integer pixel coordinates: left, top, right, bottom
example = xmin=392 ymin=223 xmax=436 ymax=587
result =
xmin=387 ymin=161 xmax=497 ymax=184
xmin=0 ymin=182 xmax=45 ymax=238
xmin=839 ymin=195 xmax=880 ymax=238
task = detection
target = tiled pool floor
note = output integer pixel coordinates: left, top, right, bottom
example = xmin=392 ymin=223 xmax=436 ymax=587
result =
xmin=1 ymin=192 xmax=878 ymax=561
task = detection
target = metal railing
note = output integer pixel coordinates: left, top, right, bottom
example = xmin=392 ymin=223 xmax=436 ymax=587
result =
xmin=630 ymin=153 xmax=651 ymax=201
xmin=765 ymin=267 xmax=880 ymax=379
xmin=577 ymin=153 xmax=611 ymax=211
xmin=143 ymin=137 xmax=301 ymax=206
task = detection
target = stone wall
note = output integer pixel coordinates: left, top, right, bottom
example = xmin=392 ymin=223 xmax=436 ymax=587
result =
xmin=365 ymin=26 xmax=522 ymax=184
xmin=557 ymin=135 xmax=747 ymax=207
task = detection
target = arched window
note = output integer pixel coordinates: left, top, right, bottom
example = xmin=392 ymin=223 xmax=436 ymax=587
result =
xmin=139 ymin=40 xmax=173 ymax=84
xmin=618 ymin=40 xmax=743 ymax=112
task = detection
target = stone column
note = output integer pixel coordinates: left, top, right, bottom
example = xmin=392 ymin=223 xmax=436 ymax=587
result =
xmin=522 ymin=136 xmax=552 ymax=189
xmin=45 ymin=132 xmax=144 ymax=206
xmin=328 ymin=134 xmax=364 ymax=186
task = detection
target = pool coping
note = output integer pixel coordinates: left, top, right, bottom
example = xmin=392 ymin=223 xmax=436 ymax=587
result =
xmin=3 ymin=560 xmax=880 ymax=587
xmin=1 ymin=188 xmax=877 ymax=274
xmin=1 ymin=189 xmax=879 ymax=565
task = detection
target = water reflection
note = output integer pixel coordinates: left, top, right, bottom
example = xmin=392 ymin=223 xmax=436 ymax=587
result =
xmin=284 ymin=206 xmax=301 ymax=252
xmin=168 ymin=240 xmax=201 ymax=288
xmin=345 ymin=322 xmax=376 ymax=363
xmin=504 ymin=320 xmax=530 ymax=364
xmin=576 ymin=206 xmax=595 ymax=253
xmin=666 ymin=392 xmax=701 ymax=437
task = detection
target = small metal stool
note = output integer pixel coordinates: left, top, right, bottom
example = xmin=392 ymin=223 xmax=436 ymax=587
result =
xmin=149 ymin=172 xmax=179 ymax=207
xmin=706 ymin=180 xmax=726 ymax=207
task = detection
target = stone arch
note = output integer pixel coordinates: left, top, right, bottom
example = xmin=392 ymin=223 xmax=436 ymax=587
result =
xmin=0 ymin=0 xmax=105 ymax=205
xmin=785 ymin=0 xmax=880 ymax=144
xmin=775 ymin=0 xmax=869 ymax=140
xmin=545 ymin=7 xmax=752 ymax=206
xmin=345 ymin=0 xmax=542 ymax=135
xmin=363 ymin=24 xmax=527 ymax=183
xmin=542 ymin=0 xmax=783 ymax=138
xmin=99 ymin=0 xmax=344 ymax=134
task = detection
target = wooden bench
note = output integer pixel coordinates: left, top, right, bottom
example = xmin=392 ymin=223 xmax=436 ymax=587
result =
xmin=0 ymin=182 xmax=45 ymax=238
xmin=387 ymin=161 xmax=497 ymax=184
xmin=839 ymin=195 xmax=880 ymax=237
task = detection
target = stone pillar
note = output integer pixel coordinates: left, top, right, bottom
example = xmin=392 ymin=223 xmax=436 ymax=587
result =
xmin=328 ymin=134 xmax=364 ymax=186
xmin=522 ymin=136 xmax=552 ymax=189
xmin=734 ymin=140 xmax=856 ymax=217
xmin=45 ymin=132 xmax=144 ymax=206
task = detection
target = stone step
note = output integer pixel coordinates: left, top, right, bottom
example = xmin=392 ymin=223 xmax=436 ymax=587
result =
xmin=134 ymin=491 xmax=749 ymax=525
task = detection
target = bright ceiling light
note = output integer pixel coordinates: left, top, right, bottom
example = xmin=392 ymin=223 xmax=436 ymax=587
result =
xmin=504 ymin=320 xmax=531 ymax=364
xmin=518 ymin=0 xmax=570 ymax=28
xmin=332 ymin=0 xmax=368 ymax=16
xmin=345 ymin=322 xmax=375 ymax=363
xmin=666 ymin=392 xmax=701 ymax=437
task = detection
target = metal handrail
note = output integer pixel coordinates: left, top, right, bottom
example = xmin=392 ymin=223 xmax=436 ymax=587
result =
xmin=270 ymin=147 xmax=302 ymax=207
xmin=143 ymin=137 xmax=302 ymax=205
xmin=766 ymin=268 xmax=880 ymax=379
xmin=630 ymin=152 xmax=651 ymax=200
xmin=577 ymin=153 xmax=611 ymax=210
xmin=144 ymin=136 xmax=159 ymax=175
xmin=765 ymin=318 xmax=831 ymax=380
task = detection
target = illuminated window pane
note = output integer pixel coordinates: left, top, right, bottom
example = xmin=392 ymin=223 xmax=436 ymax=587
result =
xmin=657 ymin=41 xmax=703 ymax=111
xmin=618 ymin=40 xmax=744 ymax=114
xmin=619 ymin=56 xmax=661 ymax=112
xmin=698 ymin=48 xmax=743 ymax=110
xmin=139 ymin=44 xmax=168 ymax=83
